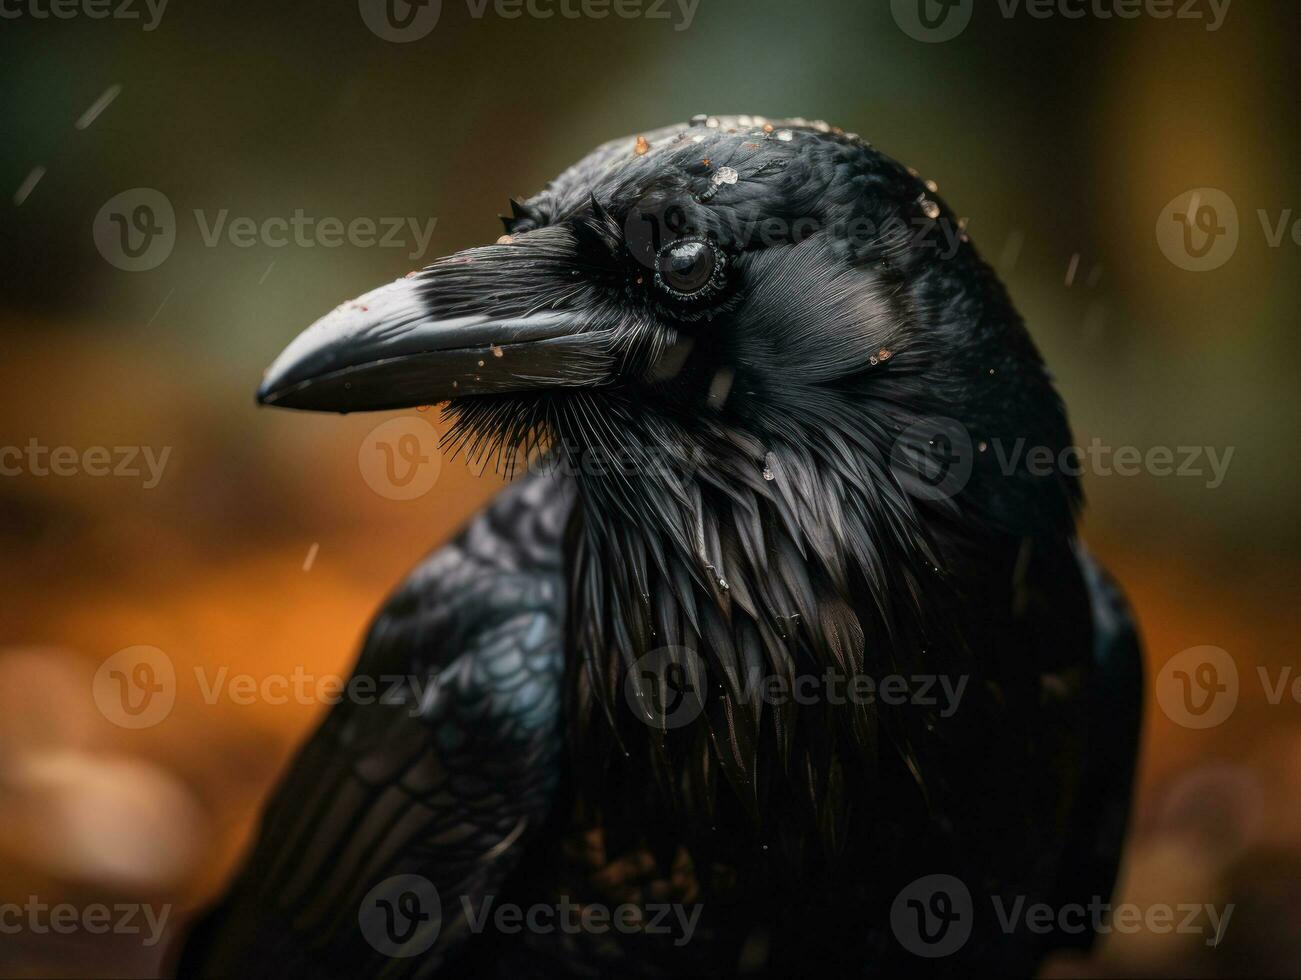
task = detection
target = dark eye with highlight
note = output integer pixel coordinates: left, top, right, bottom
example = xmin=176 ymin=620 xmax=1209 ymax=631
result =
xmin=654 ymin=238 xmax=725 ymax=300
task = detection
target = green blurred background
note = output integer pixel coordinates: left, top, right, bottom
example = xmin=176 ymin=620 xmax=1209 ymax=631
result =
xmin=1 ymin=1 xmax=1299 ymax=976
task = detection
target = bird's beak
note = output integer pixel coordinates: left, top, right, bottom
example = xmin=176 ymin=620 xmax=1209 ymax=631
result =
xmin=256 ymin=239 xmax=619 ymax=412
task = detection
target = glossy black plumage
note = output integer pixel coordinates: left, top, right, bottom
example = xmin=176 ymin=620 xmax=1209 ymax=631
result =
xmin=179 ymin=115 xmax=1143 ymax=978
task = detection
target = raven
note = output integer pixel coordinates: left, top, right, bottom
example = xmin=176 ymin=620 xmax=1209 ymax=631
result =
xmin=177 ymin=115 xmax=1142 ymax=978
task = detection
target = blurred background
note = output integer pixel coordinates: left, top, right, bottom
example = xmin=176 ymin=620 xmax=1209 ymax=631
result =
xmin=1 ymin=1 xmax=1298 ymax=976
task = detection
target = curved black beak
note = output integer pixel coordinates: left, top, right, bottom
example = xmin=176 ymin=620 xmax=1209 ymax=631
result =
xmin=257 ymin=242 xmax=620 ymax=413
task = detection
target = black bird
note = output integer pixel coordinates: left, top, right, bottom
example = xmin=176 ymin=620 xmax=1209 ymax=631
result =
xmin=177 ymin=115 xmax=1142 ymax=978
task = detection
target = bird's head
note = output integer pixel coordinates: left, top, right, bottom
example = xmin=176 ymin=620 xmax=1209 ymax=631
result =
xmin=259 ymin=114 xmax=1076 ymax=538
xmin=259 ymin=116 xmax=1085 ymax=850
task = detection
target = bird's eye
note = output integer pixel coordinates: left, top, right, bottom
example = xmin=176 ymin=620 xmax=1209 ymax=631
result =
xmin=654 ymin=238 xmax=725 ymax=300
